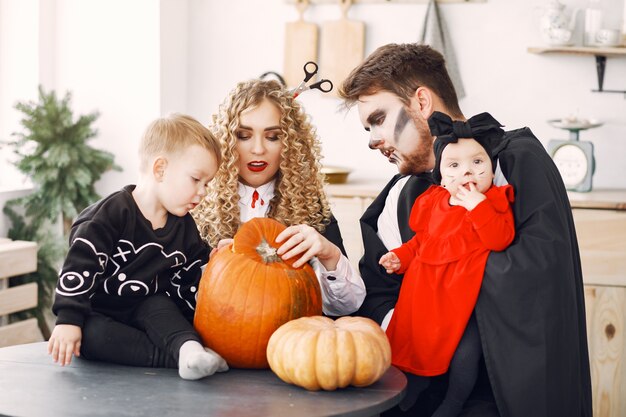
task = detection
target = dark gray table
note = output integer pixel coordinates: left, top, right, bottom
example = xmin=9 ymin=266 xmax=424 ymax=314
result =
xmin=0 ymin=342 xmax=406 ymax=417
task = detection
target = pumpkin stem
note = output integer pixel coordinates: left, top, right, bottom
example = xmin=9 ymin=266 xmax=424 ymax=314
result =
xmin=256 ymin=238 xmax=282 ymax=264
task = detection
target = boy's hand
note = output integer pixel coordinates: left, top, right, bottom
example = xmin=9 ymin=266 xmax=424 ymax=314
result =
xmin=48 ymin=324 xmax=82 ymax=366
xmin=454 ymin=182 xmax=486 ymax=211
xmin=209 ymin=238 xmax=234 ymax=259
xmin=379 ymin=252 xmax=401 ymax=274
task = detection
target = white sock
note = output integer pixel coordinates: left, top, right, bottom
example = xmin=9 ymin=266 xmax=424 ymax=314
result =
xmin=178 ymin=341 xmax=229 ymax=380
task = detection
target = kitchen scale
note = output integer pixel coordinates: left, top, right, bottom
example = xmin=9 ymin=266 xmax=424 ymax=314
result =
xmin=546 ymin=118 xmax=602 ymax=192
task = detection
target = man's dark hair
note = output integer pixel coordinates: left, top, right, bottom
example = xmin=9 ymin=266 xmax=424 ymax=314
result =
xmin=339 ymin=43 xmax=462 ymax=116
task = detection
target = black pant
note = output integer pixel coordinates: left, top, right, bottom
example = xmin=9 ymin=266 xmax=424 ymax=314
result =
xmin=384 ymin=314 xmax=490 ymax=417
xmin=440 ymin=314 xmax=482 ymax=412
xmin=80 ymin=294 xmax=202 ymax=368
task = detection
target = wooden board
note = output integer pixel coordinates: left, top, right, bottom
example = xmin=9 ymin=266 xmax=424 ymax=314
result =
xmin=572 ymin=209 xmax=626 ymax=287
xmin=0 ymin=239 xmax=37 ymax=278
xmin=320 ymin=3 xmax=365 ymax=96
xmin=0 ymin=318 xmax=44 ymax=348
xmin=283 ymin=7 xmax=319 ymax=88
xmin=584 ymin=285 xmax=626 ymax=417
xmin=0 ymin=282 xmax=38 ymax=316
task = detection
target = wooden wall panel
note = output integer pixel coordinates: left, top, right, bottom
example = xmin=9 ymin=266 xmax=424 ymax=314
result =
xmin=0 ymin=283 xmax=38 ymax=316
xmin=585 ymin=286 xmax=626 ymax=417
xmin=0 ymin=239 xmax=37 ymax=278
xmin=0 ymin=319 xmax=44 ymax=348
xmin=0 ymin=239 xmax=42 ymax=347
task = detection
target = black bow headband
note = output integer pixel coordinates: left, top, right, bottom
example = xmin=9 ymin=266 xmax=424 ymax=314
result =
xmin=428 ymin=111 xmax=504 ymax=184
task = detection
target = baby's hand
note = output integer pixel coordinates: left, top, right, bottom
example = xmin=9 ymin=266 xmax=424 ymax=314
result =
xmin=379 ymin=252 xmax=401 ymax=274
xmin=454 ymin=182 xmax=486 ymax=211
xmin=48 ymin=324 xmax=82 ymax=366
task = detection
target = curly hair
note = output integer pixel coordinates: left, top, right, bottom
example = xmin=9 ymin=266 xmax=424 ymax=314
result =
xmin=193 ymin=79 xmax=332 ymax=248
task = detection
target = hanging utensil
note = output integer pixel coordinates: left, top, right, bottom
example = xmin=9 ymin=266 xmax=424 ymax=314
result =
xmin=284 ymin=0 xmax=319 ymax=88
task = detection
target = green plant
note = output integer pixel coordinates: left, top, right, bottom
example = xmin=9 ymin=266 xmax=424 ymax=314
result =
xmin=9 ymin=85 xmax=120 ymax=233
xmin=2 ymin=85 xmax=120 ymax=336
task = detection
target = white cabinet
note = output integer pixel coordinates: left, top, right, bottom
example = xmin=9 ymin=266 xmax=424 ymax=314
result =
xmin=326 ymin=180 xmax=384 ymax=269
xmin=329 ymin=195 xmax=373 ymax=269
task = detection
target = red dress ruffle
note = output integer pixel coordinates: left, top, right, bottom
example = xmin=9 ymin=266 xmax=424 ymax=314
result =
xmin=386 ymin=184 xmax=515 ymax=376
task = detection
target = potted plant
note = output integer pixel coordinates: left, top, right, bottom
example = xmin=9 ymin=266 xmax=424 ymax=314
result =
xmin=2 ymin=85 xmax=120 ymax=337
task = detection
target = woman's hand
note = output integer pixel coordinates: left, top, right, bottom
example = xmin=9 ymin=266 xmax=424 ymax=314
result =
xmin=48 ymin=324 xmax=82 ymax=366
xmin=275 ymin=224 xmax=341 ymax=270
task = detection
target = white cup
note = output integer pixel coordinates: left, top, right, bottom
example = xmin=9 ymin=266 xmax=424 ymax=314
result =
xmin=595 ymin=28 xmax=621 ymax=46
xmin=545 ymin=28 xmax=573 ymax=45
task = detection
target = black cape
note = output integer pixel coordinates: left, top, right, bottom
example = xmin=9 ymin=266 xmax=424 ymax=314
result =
xmin=357 ymin=128 xmax=592 ymax=417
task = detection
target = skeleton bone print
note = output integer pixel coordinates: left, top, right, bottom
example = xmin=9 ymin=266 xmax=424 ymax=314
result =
xmin=56 ymin=238 xmax=108 ymax=297
xmin=57 ymin=238 xmax=199 ymax=307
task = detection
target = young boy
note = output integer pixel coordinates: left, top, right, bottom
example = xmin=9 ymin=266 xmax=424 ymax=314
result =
xmin=48 ymin=113 xmax=228 ymax=380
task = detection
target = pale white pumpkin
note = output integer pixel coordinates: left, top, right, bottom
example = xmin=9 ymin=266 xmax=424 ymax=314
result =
xmin=266 ymin=315 xmax=392 ymax=391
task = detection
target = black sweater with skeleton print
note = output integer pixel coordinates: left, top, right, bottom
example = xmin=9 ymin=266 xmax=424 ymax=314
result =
xmin=52 ymin=185 xmax=209 ymax=327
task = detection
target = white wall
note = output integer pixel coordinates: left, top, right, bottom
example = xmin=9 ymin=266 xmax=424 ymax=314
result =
xmin=160 ymin=0 xmax=189 ymax=115
xmin=188 ymin=0 xmax=626 ymax=188
xmin=0 ymin=0 xmax=39 ymax=192
xmin=0 ymin=0 xmax=38 ymax=237
xmin=1 ymin=0 xmax=626 ymax=216
xmin=0 ymin=0 xmax=160 ymax=235
xmin=51 ymin=0 xmax=161 ymax=196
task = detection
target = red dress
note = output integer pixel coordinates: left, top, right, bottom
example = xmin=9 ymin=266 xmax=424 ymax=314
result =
xmin=386 ymin=184 xmax=515 ymax=376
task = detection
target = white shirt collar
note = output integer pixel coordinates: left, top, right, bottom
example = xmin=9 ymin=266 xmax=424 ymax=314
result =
xmin=238 ymin=180 xmax=276 ymax=223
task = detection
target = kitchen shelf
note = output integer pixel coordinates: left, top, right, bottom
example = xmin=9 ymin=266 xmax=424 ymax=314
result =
xmin=527 ymin=45 xmax=626 ymax=57
xmin=528 ymin=46 xmax=626 ymax=96
xmin=286 ymin=0 xmax=486 ymax=4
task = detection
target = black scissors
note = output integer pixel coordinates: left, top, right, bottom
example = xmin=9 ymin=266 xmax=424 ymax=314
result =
xmin=291 ymin=61 xmax=333 ymax=98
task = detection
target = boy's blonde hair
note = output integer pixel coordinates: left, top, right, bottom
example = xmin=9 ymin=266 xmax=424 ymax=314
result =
xmin=139 ymin=113 xmax=221 ymax=170
xmin=193 ymin=79 xmax=331 ymax=248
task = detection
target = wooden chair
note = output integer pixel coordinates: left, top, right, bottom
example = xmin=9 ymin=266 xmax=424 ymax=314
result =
xmin=0 ymin=238 xmax=42 ymax=347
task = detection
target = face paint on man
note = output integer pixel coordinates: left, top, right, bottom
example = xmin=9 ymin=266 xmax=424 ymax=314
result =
xmin=391 ymin=105 xmax=435 ymax=175
xmin=393 ymin=107 xmax=412 ymax=144
xmin=357 ymin=91 xmax=436 ymax=175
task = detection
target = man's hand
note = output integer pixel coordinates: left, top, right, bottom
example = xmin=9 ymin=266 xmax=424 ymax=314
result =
xmin=48 ymin=324 xmax=82 ymax=366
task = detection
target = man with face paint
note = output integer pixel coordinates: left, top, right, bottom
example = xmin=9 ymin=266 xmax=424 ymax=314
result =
xmin=339 ymin=43 xmax=592 ymax=417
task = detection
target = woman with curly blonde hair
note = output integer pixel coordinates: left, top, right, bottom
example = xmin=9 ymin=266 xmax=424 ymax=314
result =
xmin=193 ymin=79 xmax=364 ymax=316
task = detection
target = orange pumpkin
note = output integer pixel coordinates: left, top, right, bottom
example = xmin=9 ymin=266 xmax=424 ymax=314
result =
xmin=194 ymin=217 xmax=323 ymax=368
xmin=267 ymin=316 xmax=392 ymax=391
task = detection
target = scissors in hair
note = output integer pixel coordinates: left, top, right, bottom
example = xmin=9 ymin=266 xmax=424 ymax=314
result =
xmin=291 ymin=61 xmax=333 ymax=98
